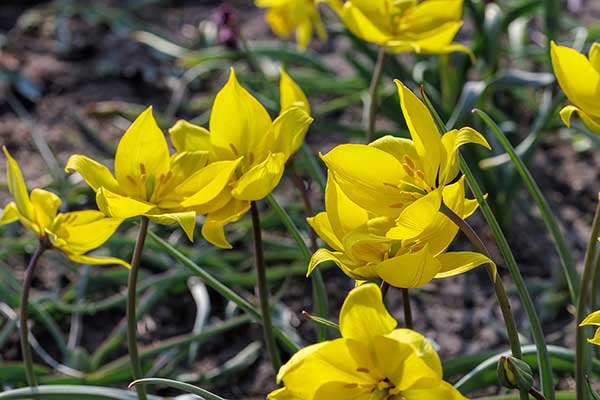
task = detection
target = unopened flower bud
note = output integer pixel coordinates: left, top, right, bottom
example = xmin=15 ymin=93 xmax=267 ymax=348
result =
xmin=497 ymin=355 xmax=533 ymax=392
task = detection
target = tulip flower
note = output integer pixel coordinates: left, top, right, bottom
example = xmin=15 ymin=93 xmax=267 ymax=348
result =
xmin=580 ymin=310 xmax=600 ymax=346
xmin=256 ymin=0 xmax=326 ymax=50
xmin=66 ymin=106 xmax=239 ymax=241
xmin=550 ymin=41 xmax=600 ymax=134
xmin=269 ymin=283 xmax=467 ymax=399
xmin=326 ymin=0 xmax=470 ymax=54
xmin=307 ymin=173 xmax=493 ymax=288
xmin=1 ymin=147 xmax=127 ymax=388
xmin=168 ymin=68 xmax=313 ymax=248
xmin=1 ymin=147 xmax=127 ymax=267
xmin=322 ymin=80 xmax=489 ymax=239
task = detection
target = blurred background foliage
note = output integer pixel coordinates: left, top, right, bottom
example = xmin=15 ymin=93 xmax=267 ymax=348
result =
xmin=0 ymin=0 xmax=599 ymax=398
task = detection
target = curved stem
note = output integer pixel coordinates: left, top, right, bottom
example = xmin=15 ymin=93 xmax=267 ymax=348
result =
xmin=401 ymin=288 xmax=413 ymax=329
xmin=250 ymin=201 xmax=281 ymax=373
xmin=366 ymin=47 xmax=386 ymax=143
xmin=439 ymin=202 xmax=528 ymax=400
xmin=20 ymin=242 xmax=46 ymax=387
xmin=576 ymin=200 xmax=600 ymax=400
xmin=127 ymin=217 xmax=149 ymax=400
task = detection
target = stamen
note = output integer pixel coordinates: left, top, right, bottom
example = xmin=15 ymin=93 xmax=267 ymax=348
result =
xmin=139 ymin=163 xmax=146 ymax=175
xmin=402 ymin=163 xmax=415 ymax=177
xmin=229 ymin=143 xmax=239 ymax=156
xmin=356 ymin=367 xmax=370 ymax=373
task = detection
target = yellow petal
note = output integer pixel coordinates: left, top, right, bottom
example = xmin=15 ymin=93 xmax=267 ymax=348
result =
xmin=65 ymin=154 xmax=119 ymax=192
xmin=53 ymin=210 xmax=123 ymax=254
xmin=177 ymin=158 xmax=242 ymax=208
xmin=0 ymin=202 xmax=19 ymax=225
xmin=96 ymin=187 xmax=155 ymax=219
xmin=322 ymin=144 xmax=405 ymax=217
xmin=232 ymin=153 xmax=286 ymax=201
xmin=387 ymin=190 xmax=442 ymax=240
xmin=264 ymin=8 xmax=295 ymax=38
xmin=402 ymin=381 xmax=468 ymax=400
xmin=376 ymin=244 xmax=441 ymax=288
xmin=272 ymin=107 xmax=313 ymax=158
xmin=440 ymin=127 xmax=490 ymax=185
xmin=3 ymin=146 xmax=35 ymax=221
xmin=30 ymin=188 xmax=61 ymax=232
xmin=399 ymin=0 xmax=462 ymax=33
xmin=551 ymin=41 xmax=600 ymax=119
xmin=167 ymin=151 xmax=211 ymax=186
xmin=201 ymin=199 xmax=250 ymax=249
xmin=395 ymin=81 xmax=442 ymax=188
xmin=168 ymin=120 xmax=212 ymax=153
xmin=65 ymin=252 xmax=130 ymax=268
xmin=580 ymin=310 xmax=600 ymax=327
xmin=435 ymin=251 xmax=494 ymax=279
xmin=267 ymin=387 xmax=302 ymax=400
xmin=373 ymin=330 xmax=441 ymax=390
xmin=148 ymin=211 xmax=196 ymax=241
xmin=325 ymin=173 xmax=369 ymax=241
xmin=408 ymin=178 xmax=465 ymax=255
xmin=306 ymin=212 xmax=343 ymax=251
xmin=210 ymin=68 xmax=272 ymax=160
xmin=340 ymin=3 xmax=391 ymax=45
xmin=369 ymin=135 xmax=420 ymax=165
xmin=307 ymin=248 xmax=374 ymax=281
xmin=276 ymin=339 xmax=375 ymax=398
xmin=114 ymin=106 xmax=170 ymax=197
xmin=588 ymin=328 xmax=600 ymax=347
xmin=559 ymin=105 xmax=600 ymax=134
xmin=339 ymin=283 xmax=397 ymax=343
xmin=296 ymin=18 xmax=312 ymax=50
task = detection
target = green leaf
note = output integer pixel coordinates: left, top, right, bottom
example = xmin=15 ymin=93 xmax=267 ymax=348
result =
xmin=130 ymin=378 xmax=228 ymax=400
xmin=0 ymin=385 xmax=162 ymax=400
xmin=473 ymin=108 xmax=579 ymax=304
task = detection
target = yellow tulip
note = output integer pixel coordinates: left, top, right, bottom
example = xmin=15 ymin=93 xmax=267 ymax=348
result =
xmin=322 ymin=80 xmax=489 ymax=239
xmin=66 ymin=107 xmax=238 ymax=241
xmin=307 ymin=173 xmax=493 ymax=287
xmin=269 ymin=283 xmax=468 ymax=399
xmin=1 ymin=147 xmax=127 ymax=267
xmin=326 ymin=0 xmax=470 ymax=54
xmin=550 ymin=41 xmax=600 ymax=134
xmin=168 ymin=68 xmax=313 ymax=248
xmin=256 ymin=0 xmax=327 ymax=50
xmin=580 ymin=310 xmax=600 ymax=346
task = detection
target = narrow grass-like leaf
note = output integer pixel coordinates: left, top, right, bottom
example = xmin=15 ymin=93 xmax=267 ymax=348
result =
xmin=473 ymin=108 xmax=579 ymax=303
xmin=130 ymin=378 xmax=227 ymax=400
xmin=0 ymin=385 xmax=162 ymax=400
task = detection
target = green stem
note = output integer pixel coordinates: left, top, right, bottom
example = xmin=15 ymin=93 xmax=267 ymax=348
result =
xmin=127 ymin=217 xmax=150 ymax=400
xmin=401 ymin=288 xmax=413 ymax=329
xmin=575 ymin=199 xmax=600 ymax=400
xmin=266 ymin=194 xmax=329 ymax=341
xmin=366 ymin=47 xmax=386 ymax=143
xmin=439 ymin=203 xmax=528 ymax=400
xmin=20 ymin=242 xmax=46 ymax=387
xmin=250 ymin=201 xmax=282 ymax=373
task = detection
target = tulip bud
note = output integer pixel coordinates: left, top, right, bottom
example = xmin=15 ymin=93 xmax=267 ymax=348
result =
xmin=497 ymin=356 xmax=533 ymax=392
